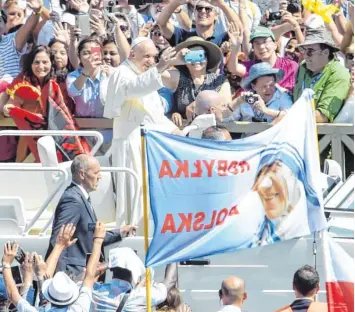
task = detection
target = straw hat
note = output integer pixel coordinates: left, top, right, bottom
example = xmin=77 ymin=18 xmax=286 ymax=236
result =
xmin=175 ymin=36 xmax=222 ymax=71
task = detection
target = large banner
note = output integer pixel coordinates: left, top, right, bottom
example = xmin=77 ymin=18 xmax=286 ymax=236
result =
xmin=144 ymin=89 xmax=327 ymax=267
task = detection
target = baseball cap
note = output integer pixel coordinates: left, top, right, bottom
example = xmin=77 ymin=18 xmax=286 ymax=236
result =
xmin=250 ymin=26 xmax=276 ymax=42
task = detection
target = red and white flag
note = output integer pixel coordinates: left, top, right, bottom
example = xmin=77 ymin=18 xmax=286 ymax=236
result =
xmin=323 ymin=231 xmax=354 ymax=312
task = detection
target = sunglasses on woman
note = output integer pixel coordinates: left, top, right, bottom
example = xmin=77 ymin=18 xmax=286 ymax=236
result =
xmin=345 ymin=53 xmax=354 ymax=60
xmin=196 ymin=5 xmax=214 ymax=13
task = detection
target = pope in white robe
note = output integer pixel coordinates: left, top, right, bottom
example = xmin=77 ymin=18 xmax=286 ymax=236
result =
xmin=104 ymin=38 xmax=178 ymax=230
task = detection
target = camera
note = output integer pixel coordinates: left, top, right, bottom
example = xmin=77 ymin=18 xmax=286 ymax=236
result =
xmin=287 ymin=0 xmax=301 ymax=14
xmin=184 ymin=50 xmax=206 ymax=64
xmin=103 ymin=0 xmax=119 ymax=7
xmin=268 ymin=12 xmax=282 ymax=21
xmin=245 ymin=94 xmax=258 ymax=105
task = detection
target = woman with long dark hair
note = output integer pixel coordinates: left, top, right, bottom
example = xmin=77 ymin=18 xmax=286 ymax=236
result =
xmin=3 ymin=45 xmax=86 ymax=162
xmin=3 ymin=45 xmax=53 ymax=118
xmin=48 ymin=38 xmax=75 ymax=113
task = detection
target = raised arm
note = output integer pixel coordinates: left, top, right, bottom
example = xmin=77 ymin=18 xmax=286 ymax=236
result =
xmin=46 ymin=224 xmax=78 ymax=277
xmin=213 ymin=0 xmax=242 ymax=30
xmin=326 ymin=19 xmax=343 ymax=45
xmin=226 ymin=23 xmax=246 ymax=76
xmin=340 ymin=22 xmax=354 ymax=53
xmin=239 ymin=0 xmax=251 ymax=55
xmin=2 ymin=243 xmax=24 ymax=306
xmin=82 ymin=221 xmax=106 ymax=289
xmin=47 ymin=197 xmax=81 ymax=253
xmin=175 ymin=8 xmax=192 ymax=31
xmin=112 ymin=17 xmax=130 ymax=62
xmin=15 ymin=0 xmax=43 ymax=51
xmin=157 ymin=0 xmax=185 ymax=39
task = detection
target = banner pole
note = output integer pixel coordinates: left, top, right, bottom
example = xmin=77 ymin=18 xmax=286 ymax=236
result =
xmin=311 ymin=99 xmax=320 ymax=302
xmin=141 ymin=127 xmax=152 ymax=312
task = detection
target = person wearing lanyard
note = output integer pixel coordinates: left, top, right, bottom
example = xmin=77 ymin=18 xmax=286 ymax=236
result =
xmin=292 ymin=27 xmax=351 ymax=123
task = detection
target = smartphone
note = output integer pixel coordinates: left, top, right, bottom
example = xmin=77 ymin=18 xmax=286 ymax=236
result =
xmin=11 ymin=266 xmax=23 ymax=286
xmin=11 ymin=242 xmax=26 ymax=264
xmin=88 ymin=223 xmax=96 ymax=231
xmin=75 ymin=14 xmax=91 ymax=37
xmin=91 ymin=46 xmax=102 ymax=61
xmin=184 ymin=49 xmax=206 ymax=64
xmin=86 ymin=253 xmax=92 ymax=265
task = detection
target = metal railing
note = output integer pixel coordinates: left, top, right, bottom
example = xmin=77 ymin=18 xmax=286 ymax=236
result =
xmin=0 ymin=130 xmax=104 ymax=156
xmin=38 ymin=166 xmax=142 ymax=235
xmin=220 ymin=122 xmax=354 ymax=178
xmin=0 ymin=166 xmax=68 ymax=234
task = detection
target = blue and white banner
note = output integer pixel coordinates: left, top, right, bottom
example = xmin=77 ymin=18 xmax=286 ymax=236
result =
xmin=144 ymin=89 xmax=327 ymax=267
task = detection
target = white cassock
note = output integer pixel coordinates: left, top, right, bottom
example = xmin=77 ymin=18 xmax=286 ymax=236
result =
xmin=104 ymin=59 xmax=177 ymax=229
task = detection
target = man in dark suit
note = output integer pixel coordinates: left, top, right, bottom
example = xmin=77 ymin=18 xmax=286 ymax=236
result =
xmin=45 ymin=154 xmax=137 ymax=275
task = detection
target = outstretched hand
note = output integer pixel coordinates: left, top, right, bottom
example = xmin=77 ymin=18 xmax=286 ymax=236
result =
xmin=157 ymin=47 xmax=187 ymax=72
xmin=56 ymin=223 xmax=78 ymax=248
xmin=2 ymin=241 xmax=18 ymax=265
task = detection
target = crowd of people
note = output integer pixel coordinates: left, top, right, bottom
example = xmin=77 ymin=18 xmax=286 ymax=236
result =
xmin=0 ymin=224 xmax=328 ymax=312
xmin=0 ymin=0 xmax=352 ymax=310
xmin=0 ymin=0 xmax=353 ymax=162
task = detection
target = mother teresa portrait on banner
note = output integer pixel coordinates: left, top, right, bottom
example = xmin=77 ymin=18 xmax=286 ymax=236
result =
xmin=248 ymin=150 xmax=309 ymax=247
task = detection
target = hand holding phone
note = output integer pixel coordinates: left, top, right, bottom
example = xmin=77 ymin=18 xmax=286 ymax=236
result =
xmin=75 ymin=14 xmax=91 ymax=37
xmin=90 ymin=46 xmax=102 ymax=60
xmin=11 ymin=242 xmax=26 ymax=264
xmin=11 ymin=266 xmax=23 ymax=286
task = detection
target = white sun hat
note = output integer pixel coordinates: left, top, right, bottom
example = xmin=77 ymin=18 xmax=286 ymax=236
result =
xmin=42 ymin=272 xmax=80 ymax=306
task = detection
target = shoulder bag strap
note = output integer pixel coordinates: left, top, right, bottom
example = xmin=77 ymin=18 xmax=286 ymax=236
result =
xmin=116 ymin=292 xmax=130 ymax=312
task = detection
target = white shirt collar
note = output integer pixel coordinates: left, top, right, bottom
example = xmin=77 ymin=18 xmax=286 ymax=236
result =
xmin=217 ymin=305 xmax=242 ymax=312
xmin=72 ymin=182 xmax=89 ymax=200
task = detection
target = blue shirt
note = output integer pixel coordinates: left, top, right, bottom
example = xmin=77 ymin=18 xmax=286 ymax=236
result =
xmin=168 ymin=26 xmax=229 ymax=47
xmin=158 ymin=87 xmax=174 ymax=116
xmin=225 ymin=88 xmax=293 ymax=122
xmin=66 ymin=68 xmax=109 ymax=118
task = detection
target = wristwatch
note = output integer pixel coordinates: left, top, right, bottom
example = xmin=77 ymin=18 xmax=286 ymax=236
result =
xmin=1 ymin=263 xmax=11 ymax=269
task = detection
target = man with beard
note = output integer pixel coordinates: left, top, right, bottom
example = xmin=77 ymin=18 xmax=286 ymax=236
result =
xmin=293 ymin=27 xmax=351 ymax=123
xmin=104 ymin=37 xmax=183 ymax=230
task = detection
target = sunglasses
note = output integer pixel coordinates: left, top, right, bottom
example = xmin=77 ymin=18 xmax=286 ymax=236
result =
xmin=196 ymin=5 xmax=214 ymax=13
xmin=152 ymin=31 xmax=162 ymax=37
xmin=299 ymin=48 xmax=322 ymax=57
xmin=120 ymin=25 xmax=129 ymax=32
xmin=345 ymin=53 xmax=354 ymax=60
